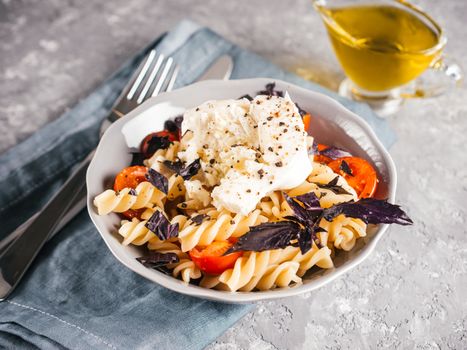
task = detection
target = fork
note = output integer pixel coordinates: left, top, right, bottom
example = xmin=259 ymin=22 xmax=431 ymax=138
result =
xmin=0 ymin=50 xmax=180 ymax=301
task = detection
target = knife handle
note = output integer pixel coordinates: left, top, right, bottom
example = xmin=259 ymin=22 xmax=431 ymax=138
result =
xmin=0 ymin=152 xmax=91 ymax=301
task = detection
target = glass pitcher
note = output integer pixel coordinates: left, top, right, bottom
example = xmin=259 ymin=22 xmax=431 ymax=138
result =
xmin=312 ymin=0 xmax=463 ymax=116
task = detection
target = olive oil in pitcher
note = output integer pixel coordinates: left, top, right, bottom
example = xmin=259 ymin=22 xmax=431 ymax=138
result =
xmin=319 ymin=3 xmax=443 ymax=91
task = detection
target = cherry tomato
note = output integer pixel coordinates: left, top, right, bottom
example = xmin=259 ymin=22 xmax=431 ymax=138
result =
xmin=113 ymin=165 xmax=148 ymax=218
xmin=302 ymin=113 xmax=311 ymax=133
xmin=327 ymin=157 xmax=378 ymax=198
xmin=140 ymin=130 xmax=178 ymax=158
xmin=119 ymin=208 xmax=145 ymax=219
xmin=113 ymin=166 xmax=148 ymax=191
xmin=313 ymin=143 xmax=333 ymax=164
xmin=189 ymin=241 xmax=243 ymax=275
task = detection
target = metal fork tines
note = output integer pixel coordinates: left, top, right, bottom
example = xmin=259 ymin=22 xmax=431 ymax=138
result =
xmin=112 ymin=50 xmax=179 ymax=118
xmin=0 ymin=49 xmax=180 ymax=301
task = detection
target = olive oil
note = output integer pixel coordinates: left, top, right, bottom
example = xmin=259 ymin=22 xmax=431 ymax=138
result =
xmin=321 ymin=4 xmax=442 ymax=91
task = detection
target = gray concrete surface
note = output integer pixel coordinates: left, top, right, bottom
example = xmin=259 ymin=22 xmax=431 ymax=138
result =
xmin=1 ymin=0 xmax=466 ymax=349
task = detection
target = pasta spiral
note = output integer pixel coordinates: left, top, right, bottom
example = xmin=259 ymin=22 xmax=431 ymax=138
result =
xmin=95 ymin=136 xmax=373 ymax=291
xmin=149 ymin=239 xmax=201 ymax=283
xmin=257 ymin=191 xmax=292 ymax=221
xmin=119 ymin=217 xmax=157 ymax=246
xmin=257 ymin=162 xmax=357 ymax=222
xmin=118 ymin=213 xmax=189 ymax=247
xmin=319 ymin=215 xmax=366 ymax=251
xmin=133 ymin=226 xmax=201 ymax=283
xmin=178 ymin=209 xmax=268 ymax=252
xmin=144 ymin=141 xmax=181 ymax=170
xmin=200 ymin=243 xmax=333 ymax=292
xmin=93 ymin=181 xmax=165 ymax=215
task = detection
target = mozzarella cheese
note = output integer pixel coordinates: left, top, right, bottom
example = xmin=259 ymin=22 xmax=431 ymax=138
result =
xmin=178 ymin=94 xmax=312 ymax=215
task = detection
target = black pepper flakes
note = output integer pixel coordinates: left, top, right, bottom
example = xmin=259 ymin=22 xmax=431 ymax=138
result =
xmin=275 ymin=161 xmax=283 ymax=167
xmin=279 ymin=122 xmax=285 ymax=126
xmin=283 ymin=128 xmax=288 ymax=133
xmin=267 ymin=116 xmax=273 ymax=121
xmin=268 ymin=147 xmax=273 ymax=152
xmin=209 ymin=159 xmax=215 ymax=165
xmin=203 ymin=144 xmax=208 ymax=149
xmin=195 ymin=107 xmax=200 ymax=111
xmin=246 ymin=189 xmax=251 ymax=193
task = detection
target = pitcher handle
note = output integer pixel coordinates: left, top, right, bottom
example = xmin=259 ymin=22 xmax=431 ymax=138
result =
xmin=400 ymin=55 xmax=463 ymax=99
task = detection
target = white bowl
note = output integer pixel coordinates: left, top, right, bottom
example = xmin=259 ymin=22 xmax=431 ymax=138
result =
xmin=86 ymin=78 xmax=396 ymax=303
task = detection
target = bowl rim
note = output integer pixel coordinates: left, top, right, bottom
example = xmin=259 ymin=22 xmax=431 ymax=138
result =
xmin=86 ymin=77 xmax=397 ymax=303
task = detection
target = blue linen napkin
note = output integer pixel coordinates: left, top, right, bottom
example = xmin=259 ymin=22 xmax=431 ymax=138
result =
xmin=0 ymin=20 xmax=395 ymax=350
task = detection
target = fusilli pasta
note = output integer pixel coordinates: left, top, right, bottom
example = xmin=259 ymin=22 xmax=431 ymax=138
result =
xmin=93 ymin=181 xmax=164 ymax=215
xmin=144 ymin=141 xmax=181 ymax=170
xmin=200 ymin=244 xmax=333 ymax=292
xmin=93 ymin=115 xmax=377 ymax=292
xmin=178 ymin=209 xmax=268 ymax=252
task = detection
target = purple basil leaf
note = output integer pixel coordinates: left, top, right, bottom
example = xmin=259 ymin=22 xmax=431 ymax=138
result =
xmin=162 ymin=160 xmax=184 ymax=173
xmin=145 ymin=210 xmax=179 ymax=240
xmin=323 ymin=198 xmax=413 ymax=226
xmin=143 ymin=135 xmax=172 ymax=157
xmin=136 ymin=251 xmax=179 ymax=268
xmin=145 ymin=168 xmax=168 ymax=194
xmin=239 ymin=94 xmax=253 ymax=101
xmin=174 ymin=115 xmax=184 ymax=130
xmin=130 ymin=152 xmax=145 ymax=166
xmin=257 ymin=82 xmax=284 ymax=97
xmin=340 ymin=160 xmax=353 ymax=176
xmin=309 ymin=140 xmax=319 ymax=156
xmin=179 ymin=159 xmax=201 ymax=180
xmin=297 ymin=219 xmax=326 ymax=254
xmin=163 ymin=159 xmax=201 ymax=180
xmin=283 ymin=215 xmax=303 ymax=224
xmin=190 ymin=214 xmax=208 ymax=226
xmin=318 ymin=177 xmax=353 ymax=196
xmin=295 ymin=192 xmax=321 ymax=212
xmin=298 ymin=227 xmax=313 ymax=255
xmin=318 ymin=146 xmax=352 ymax=160
xmin=313 ymin=227 xmax=326 ymax=249
xmin=153 ymin=265 xmax=173 ymax=276
xmin=284 ymin=193 xmax=313 ymax=225
xmin=226 ymin=221 xmax=302 ymax=253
